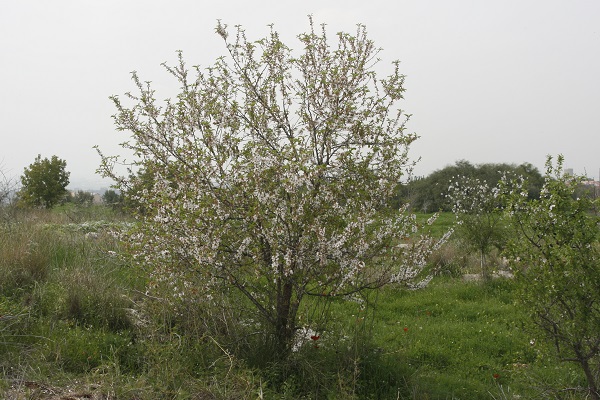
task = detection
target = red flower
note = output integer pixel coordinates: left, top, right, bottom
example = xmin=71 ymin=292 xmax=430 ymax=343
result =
xmin=493 ymin=373 xmax=500 ymax=379
xmin=310 ymin=335 xmax=320 ymax=341
xmin=403 ymin=327 xmax=408 ymax=332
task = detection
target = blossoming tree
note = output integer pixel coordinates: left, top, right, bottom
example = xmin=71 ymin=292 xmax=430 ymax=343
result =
xmin=446 ymin=176 xmax=506 ymax=279
xmin=98 ymin=19 xmax=439 ymax=356
xmin=501 ymin=156 xmax=600 ymax=399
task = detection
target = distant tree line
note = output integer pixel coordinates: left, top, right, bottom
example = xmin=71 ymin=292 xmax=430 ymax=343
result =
xmin=395 ymin=160 xmax=545 ymax=212
xmin=8 ymin=155 xmax=592 ymax=215
xmin=101 ymin=161 xmax=549 ymax=215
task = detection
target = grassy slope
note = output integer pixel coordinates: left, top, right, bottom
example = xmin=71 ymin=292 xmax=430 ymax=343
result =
xmin=0 ymin=208 xmax=589 ymax=399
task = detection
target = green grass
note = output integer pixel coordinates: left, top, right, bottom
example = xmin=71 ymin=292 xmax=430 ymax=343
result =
xmin=0 ymin=207 xmax=591 ymax=399
xmin=372 ymin=280 xmax=527 ymax=398
xmin=368 ymin=278 xmax=586 ymax=399
xmin=283 ymin=277 xmax=587 ymax=399
xmin=416 ymin=212 xmax=456 ymax=237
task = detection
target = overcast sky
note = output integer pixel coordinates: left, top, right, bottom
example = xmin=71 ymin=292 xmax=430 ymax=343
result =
xmin=1 ymin=0 xmax=599 ymax=189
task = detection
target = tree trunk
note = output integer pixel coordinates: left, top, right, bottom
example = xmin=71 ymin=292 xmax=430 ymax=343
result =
xmin=274 ymin=279 xmax=295 ymax=356
xmin=480 ymin=249 xmax=489 ymax=281
xmin=581 ymin=358 xmax=600 ymax=400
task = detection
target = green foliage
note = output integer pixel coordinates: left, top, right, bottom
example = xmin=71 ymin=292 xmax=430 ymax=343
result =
xmin=102 ymin=189 xmax=124 ymax=211
xmin=397 ymin=160 xmax=544 ymax=212
xmin=502 ymin=155 xmax=600 ymax=399
xmin=70 ymin=190 xmax=95 ymax=206
xmin=18 ymin=154 xmax=70 ymax=209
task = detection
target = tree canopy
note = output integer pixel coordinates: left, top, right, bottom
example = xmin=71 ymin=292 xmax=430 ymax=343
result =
xmin=98 ymin=19 xmax=442 ymax=357
xmin=18 ymin=155 xmax=70 ymax=209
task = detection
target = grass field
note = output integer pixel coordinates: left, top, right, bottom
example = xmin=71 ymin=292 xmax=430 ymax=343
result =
xmin=0 ymin=207 xmax=589 ymax=399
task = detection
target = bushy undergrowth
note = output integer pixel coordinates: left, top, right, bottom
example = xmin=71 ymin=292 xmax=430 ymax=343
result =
xmin=0 ymin=223 xmax=51 ymax=296
xmin=0 ymin=208 xmax=591 ymax=399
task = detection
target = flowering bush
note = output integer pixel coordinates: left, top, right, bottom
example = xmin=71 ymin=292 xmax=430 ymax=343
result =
xmin=98 ymin=19 xmax=442 ymax=357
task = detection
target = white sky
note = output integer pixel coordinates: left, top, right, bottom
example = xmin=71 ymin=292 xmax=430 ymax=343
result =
xmin=1 ymin=0 xmax=599 ymax=189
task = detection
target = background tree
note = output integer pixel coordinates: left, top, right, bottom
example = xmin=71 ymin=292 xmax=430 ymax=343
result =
xmin=102 ymin=189 xmax=124 ymax=211
xmin=98 ymin=19 xmax=441 ymax=359
xmin=414 ymin=160 xmax=477 ymax=212
xmin=395 ymin=160 xmax=543 ymax=212
xmin=18 ymin=155 xmax=70 ymax=209
xmin=70 ymin=190 xmax=95 ymax=206
xmin=0 ymin=165 xmax=16 ymax=206
xmin=446 ymin=176 xmax=506 ymax=279
xmin=501 ymin=156 xmax=600 ymax=399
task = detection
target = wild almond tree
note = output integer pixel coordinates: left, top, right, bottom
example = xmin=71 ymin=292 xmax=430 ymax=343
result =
xmin=98 ymin=19 xmax=442 ymax=357
xmin=446 ymin=176 xmax=506 ymax=279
